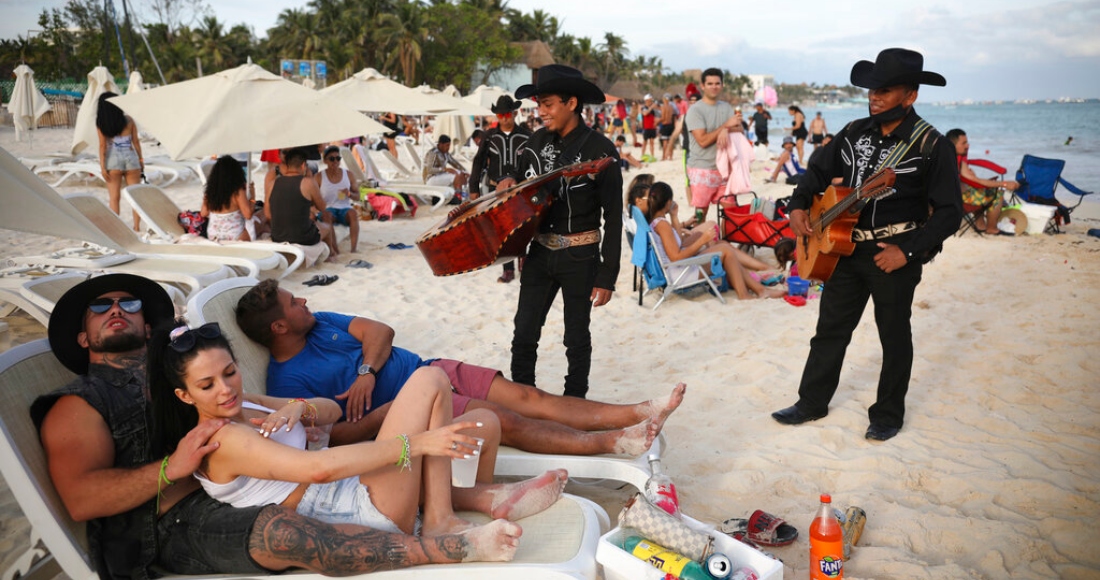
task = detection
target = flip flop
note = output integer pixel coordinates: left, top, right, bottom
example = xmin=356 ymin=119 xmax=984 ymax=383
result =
xmin=302 ymin=275 xmax=323 ymax=286
xmin=719 ymin=510 xmax=799 ymax=547
xmin=386 ymin=242 xmax=412 ymax=250
xmin=784 ymin=295 xmax=807 ymax=307
xmin=346 ymin=259 xmax=373 ymax=269
xmin=315 ymin=274 xmax=338 ymax=286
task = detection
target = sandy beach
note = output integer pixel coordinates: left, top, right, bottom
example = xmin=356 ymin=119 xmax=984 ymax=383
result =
xmin=1 ymin=125 xmax=1098 ymax=579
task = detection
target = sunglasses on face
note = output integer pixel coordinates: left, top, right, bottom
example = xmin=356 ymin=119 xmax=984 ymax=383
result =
xmin=88 ymin=297 xmax=143 ymax=314
xmin=496 ymin=112 xmax=513 ymax=119
xmin=168 ymin=322 xmax=222 ymax=353
xmin=325 ymin=156 xmax=340 ymax=162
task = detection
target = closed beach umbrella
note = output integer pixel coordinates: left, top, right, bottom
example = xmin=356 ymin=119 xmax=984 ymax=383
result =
xmin=322 ymin=68 xmax=456 ymax=115
xmin=107 ymin=62 xmax=388 ymax=161
xmin=433 ymin=84 xmax=479 ymax=146
xmin=71 ymin=66 xmax=120 ymax=155
xmin=127 ymin=70 xmax=145 ymax=94
xmin=465 ymin=85 xmax=537 ymax=110
xmin=9 ymin=64 xmax=51 ymax=142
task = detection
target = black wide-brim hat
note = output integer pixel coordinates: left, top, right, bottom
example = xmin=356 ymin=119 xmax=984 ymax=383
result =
xmin=491 ymin=95 xmax=523 ymax=114
xmin=48 ymin=273 xmax=174 ymax=374
xmin=515 ymin=64 xmax=605 ymax=105
xmin=850 ymin=48 xmax=946 ymax=90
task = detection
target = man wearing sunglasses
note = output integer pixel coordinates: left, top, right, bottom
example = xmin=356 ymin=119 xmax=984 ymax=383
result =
xmin=469 ymin=95 xmax=533 ymax=283
xmin=32 ymin=274 xmax=497 ymax=579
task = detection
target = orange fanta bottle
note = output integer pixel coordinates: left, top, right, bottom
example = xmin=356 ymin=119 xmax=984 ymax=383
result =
xmin=810 ymin=494 xmax=844 ymax=579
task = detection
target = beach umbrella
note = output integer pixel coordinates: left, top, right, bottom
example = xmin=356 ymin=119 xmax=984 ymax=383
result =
xmin=127 ymin=70 xmax=145 ymax=94
xmin=432 ymin=85 xmax=478 ymax=146
xmin=321 ymin=68 xmax=456 ymax=115
xmin=754 ymin=85 xmax=778 ymax=108
xmin=9 ymin=64 xmax=51 ymax=142
xmin=416 ymin=84 xmax=492 ymax=116
xmin=465 ymin=85 xmax=537 ymax=110
xmin=108 ymin=62 xmax=388 ymax=161
xmin=71 ymin=66 xmax=120 ymax=155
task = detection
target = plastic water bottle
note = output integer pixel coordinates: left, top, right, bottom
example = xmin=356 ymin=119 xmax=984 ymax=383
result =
xmin=619 ymin=536 xmax=714 ymax=580
xmin=645 ymin=454 xmax=681 ymax=518
xmin=810 ymin=494 xmax=844 ymax=579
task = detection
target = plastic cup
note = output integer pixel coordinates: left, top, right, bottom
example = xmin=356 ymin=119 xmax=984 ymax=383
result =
xmin=450 ymin=437 xmax=484 ymax=488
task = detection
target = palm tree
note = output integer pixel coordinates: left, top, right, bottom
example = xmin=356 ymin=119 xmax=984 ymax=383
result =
xmin=375 ymin=0 xmax=429 ymax=85
xmin=194 ymin=16 xmax=231 ymax=71
xmin=596 ymin=32 xmax=627 ymax=87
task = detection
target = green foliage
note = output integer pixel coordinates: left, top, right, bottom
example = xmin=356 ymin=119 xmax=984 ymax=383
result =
xmin=420 ymin=2 xmax=520 ymax=89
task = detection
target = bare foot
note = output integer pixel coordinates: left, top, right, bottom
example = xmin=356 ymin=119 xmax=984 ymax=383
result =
xmin=488 ymin=469 xmax=568 ymax=521
xmin=612 ymin=418 xmax=657 ymax=456
xmin=459 ymin=519 xmax=522 ymax=562
xmin=762 ymin=286 xmax=787 ymax=299
xmin=637 ymin=383 xmax=686 ymax=434
xmin=422 ymin=513 xmax=477 ymax=537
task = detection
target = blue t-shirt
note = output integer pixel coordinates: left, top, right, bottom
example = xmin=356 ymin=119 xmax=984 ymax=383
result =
xmin=267 ymin=312 xmax=429 ymax=412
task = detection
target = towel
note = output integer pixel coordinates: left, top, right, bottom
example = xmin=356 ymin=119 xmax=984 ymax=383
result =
xmin=716 ymin=132 xmax=756 ymax=195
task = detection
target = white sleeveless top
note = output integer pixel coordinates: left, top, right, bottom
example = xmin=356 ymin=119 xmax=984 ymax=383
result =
xmin=318 ymin=168 xmax=352 ymax=210
xmin=194 ymin=401 xmax=305 ymax=508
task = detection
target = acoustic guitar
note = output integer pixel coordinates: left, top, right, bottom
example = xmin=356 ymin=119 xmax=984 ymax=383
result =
xmin=416 ymin=157 xmax=614 ymax=276
xmin=795 ymin=168 xmax=897 ymax=282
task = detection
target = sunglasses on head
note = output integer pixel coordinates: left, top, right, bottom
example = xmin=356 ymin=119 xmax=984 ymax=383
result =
xmin=88 ymin=297 xmax=143 ymax=314
xmin=168 ymin=322 xmax=222 ymax=353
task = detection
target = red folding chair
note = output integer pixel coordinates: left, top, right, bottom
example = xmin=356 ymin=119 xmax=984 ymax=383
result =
xmin=958 ymin=158 xmax=1006 ymax=237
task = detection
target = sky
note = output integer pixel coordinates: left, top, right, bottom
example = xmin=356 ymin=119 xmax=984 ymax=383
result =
xmin=6 ymin=0 xmax=1099 ymax=102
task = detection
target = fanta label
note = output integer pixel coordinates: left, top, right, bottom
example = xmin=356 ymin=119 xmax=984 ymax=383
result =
xmin=818 ymin=555 xmax=843 ymax=577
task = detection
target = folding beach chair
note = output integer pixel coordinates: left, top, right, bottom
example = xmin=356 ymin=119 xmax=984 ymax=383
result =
xmin=717 ymin=193 xmax=793 ymax=253
xmin=1011 ymin=154 xmax=1094 ymax=233
xmin=630 ymin=207 xmax=726 ymax=310
xmin=956 ymin=158 xmax=1007 ymax=237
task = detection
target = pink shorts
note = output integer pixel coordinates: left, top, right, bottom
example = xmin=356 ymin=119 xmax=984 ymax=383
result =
xmin=428 ymin=359 xmax=499 ymax=415
xmin=687 ymin=167 xmax=727 ymax=208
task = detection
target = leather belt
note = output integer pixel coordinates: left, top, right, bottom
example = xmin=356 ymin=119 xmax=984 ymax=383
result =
xmin=536 ymin=230 xmax=601 ymax=250
xmin=851 ymin=221 xmax=918 ymax=242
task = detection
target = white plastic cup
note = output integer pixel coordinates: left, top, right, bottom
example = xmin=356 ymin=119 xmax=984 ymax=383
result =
xmin=450 ymin=437 xmax=484 ymax=488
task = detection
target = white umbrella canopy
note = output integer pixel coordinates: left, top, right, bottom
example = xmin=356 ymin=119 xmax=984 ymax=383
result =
xmin=322 ymin=68 xmax=457 ymax=115
xmin=71 ymin=66 xmax=120 ymax=155
xmin=9 ymin=64 xmax=51 ymax=142
xmin=465 ymin=85 xmax=537 ymax=110
xmin=415 ymin=84 xmax=492 ymax=116
xmin=127 ymin=70 xmax=145 ymax=94
xmin=108 ymin=63 xmax=388 ymax=160
xmin=433 ymin=85 xmax=476 ymax=146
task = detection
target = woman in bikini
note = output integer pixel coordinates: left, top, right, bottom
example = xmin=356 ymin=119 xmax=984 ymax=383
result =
xmin=787 ymin=105 xmax=808 ymax=166
xmin=148 ymin=320 xmax=567 ymax=561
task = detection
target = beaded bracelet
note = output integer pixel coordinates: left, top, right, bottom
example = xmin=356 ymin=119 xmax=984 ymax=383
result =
xmin=156 ymin=455 xmax=174 ymax=512
xmin=395 ymin=434 xmax=411 ymax=471
xmin=289 ymin=398 xmax=318 ymax=427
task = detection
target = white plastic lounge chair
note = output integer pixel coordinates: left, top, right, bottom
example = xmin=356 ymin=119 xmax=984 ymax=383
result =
xmin=32 ymin=159 xmax=104 ymax=187
xmin=398 ymin=137 xmax=424 ymax=173
xmin=186 ymin=277 xmax=664 ymax=491
xmin=63 ymin=193 xmax=288 ymax=278
xmin=122 ymin=183 xmax=325 ymax=276
xmin=0 ymin=339 xmax=607 ymax=580
xmin=357 ymin=144 xmax=454 ymax=211
xmin=339 ymin=146 xmax=415 ymax=212
xmin=0 ymin=268 xmax=187 ymax=326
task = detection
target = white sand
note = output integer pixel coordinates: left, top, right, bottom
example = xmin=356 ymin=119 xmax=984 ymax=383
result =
xmin=1 ymin=125 xmax=1098 ymax=579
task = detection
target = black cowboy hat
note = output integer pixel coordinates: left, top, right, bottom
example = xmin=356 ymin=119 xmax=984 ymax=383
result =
xmin=850 ymin=48 xmax=946 ymax=90
xmin=48 ymin=273 xmax=174 ymax=375
xmin=514 ymin=64 xmax=605 ymax=105
xmin=490 ymin=95 xmax=523 ymax=115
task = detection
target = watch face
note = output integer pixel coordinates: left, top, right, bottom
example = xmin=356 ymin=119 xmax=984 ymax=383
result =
xmin=358 ymin=364 xmax=373 ymax=376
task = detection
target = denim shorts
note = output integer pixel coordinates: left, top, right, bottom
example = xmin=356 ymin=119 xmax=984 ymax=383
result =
xmin=105 ymin=147 xmax=141 ymax=172
xmin=296 ymin=476 xmax=402 ymax=533
xmin=155 ymin=490 xmax=270 ymax=575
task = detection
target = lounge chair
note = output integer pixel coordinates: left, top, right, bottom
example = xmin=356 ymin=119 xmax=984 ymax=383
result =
xmin=631 ymin=207 xmax=726 ymax=310
xmin=1010 ymin=154 xmax=1094 ymax=233
xmin=186 ymin=276 xmax=664 ymax=492
xmin=0 ymin=339 xmax=607 ymax=580
xmin=0 ymin=268 xmax=187 ymax=326
xmin=63 ymin=193 xmax=287 ymax=278
xmin=122 ymin=183 xmax=326 ymax=276
xmin=339 ymin=146 xmax=417 ymax=217
xmin=32 ymin=159 xmax=104 ymax=188
xmin=357 ymin=144 xmax=454 ymax=211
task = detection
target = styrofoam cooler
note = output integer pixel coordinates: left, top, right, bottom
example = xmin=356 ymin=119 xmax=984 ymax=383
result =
xmin=1018 ymin=202 xmax=1056 ymax=235
xmin=597 ymin=514 xmax=784 ymax=580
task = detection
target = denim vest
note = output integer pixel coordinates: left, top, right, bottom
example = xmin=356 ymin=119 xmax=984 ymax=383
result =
xmin=31 ymin=364 xmax=158 ymax=580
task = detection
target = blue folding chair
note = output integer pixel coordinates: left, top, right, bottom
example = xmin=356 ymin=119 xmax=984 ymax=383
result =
xmin=1012 ymin=154 xmax=1093 ymax=233
xmin=630 ymin=206 xmax=726 ymax=309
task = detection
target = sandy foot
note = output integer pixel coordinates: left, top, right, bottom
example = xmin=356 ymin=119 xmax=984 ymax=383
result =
xmin=459 ymin=519 xmax=523 ymax=562
xmin=489 ymin=469 xmax=568 ymax=520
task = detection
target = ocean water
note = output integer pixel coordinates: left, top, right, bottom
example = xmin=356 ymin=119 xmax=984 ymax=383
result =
xmin=774 ymin=101 xmax=1099 ymax=208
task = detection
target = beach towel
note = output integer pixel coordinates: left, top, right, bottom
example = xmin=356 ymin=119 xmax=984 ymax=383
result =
xmin=716 ymin=132 xmax=756 ymax=195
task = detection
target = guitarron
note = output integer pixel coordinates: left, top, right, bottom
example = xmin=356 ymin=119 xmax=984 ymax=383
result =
xmin=416 ymin=157 xmax=614 ymax=276
xmin=795 ymin=168 xmax=897 ymax=282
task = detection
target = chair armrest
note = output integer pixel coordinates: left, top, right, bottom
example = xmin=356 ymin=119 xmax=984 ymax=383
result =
xmin=967 ymin=158 xmax=1007 ymax=175
xmin=667 ymin=253 xmax=720 ymax=269
xmin=1057 ymin=177 xmax=1092 ymax=197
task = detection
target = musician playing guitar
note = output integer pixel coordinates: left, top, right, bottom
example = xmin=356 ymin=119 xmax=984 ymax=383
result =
xmin=772 ymin=48 xmax=962 ymax=442
xmin=493 ymin=65 xmax=623 ymax=399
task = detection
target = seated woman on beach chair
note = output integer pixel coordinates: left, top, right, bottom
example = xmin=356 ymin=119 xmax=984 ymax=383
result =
xmin=148 ymin=320 xmax=566 ymax=556
xmin=201 ymin=155 xmax=268 ymax=242
xmin=646 ymin=182 xmax=785 ymax=300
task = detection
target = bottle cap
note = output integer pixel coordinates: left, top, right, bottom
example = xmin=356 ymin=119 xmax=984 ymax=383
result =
xmin=820 ymin=494 xmax=832 ymax=503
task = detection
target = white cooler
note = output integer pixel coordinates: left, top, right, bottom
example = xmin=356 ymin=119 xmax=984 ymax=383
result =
xmin=597 ymin=514 xmax=784 ymax=580
xmin=1018 ymin=202 xmax=1056 ymax=235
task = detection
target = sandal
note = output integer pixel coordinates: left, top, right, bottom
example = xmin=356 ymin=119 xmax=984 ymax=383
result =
xmin=303 ymin=274 xmax=339 ymax=286
xmin=719 ymin=510 xmax=799 ymax=547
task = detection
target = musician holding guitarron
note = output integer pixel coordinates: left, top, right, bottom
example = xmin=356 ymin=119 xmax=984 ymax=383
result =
xmin=493 ymin=65 xmax=623 ymax=400
xmin=771 ymin=48 xmax=962 ymax=442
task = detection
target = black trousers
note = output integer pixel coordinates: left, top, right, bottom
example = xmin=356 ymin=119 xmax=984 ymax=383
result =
xmin=795 ymin=237 xmax=923 ymax=428
xmin=511 ymin=242 xmax=599 ymax=398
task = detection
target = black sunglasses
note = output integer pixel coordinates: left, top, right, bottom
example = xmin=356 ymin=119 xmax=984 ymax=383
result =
xmin=88 ymin=297 xmax=143 ymax=314
xmin=168 ymin=322 xmax=222 ymax=353
xmin=325 ymin=156 xmax=340 ymax=162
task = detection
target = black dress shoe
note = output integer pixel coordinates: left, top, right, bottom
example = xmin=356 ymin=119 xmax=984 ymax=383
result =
xmin=771 ymin=405 xmax=827 ymax=425
xmin=865 ymin=424 xmax=901 ymax=441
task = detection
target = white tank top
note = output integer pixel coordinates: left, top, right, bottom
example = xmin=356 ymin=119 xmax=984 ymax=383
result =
xmin=318 ymin=168 xmax=352 ymax=210
xmin=194 ymin=401 xmax=305 ymax=508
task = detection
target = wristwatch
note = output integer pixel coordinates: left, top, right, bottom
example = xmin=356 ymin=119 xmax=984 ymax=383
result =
xmin=357 ymin=363 xmax=375 ymax=377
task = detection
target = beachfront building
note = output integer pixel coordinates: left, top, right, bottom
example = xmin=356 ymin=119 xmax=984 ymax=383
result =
xmin=478 ymin=40 xmax=555 ymax=93
xmin=747 ymin=74 xmax=776 ymax=95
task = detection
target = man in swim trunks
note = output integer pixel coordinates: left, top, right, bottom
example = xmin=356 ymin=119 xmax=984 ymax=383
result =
xmin=809 ymin=111 xmax=828 ymax=148
xmin=685 ymin=67 xmax=744 ymax=221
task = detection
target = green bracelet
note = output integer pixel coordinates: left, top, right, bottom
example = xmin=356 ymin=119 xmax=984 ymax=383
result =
xmin=395 ymin=434 xmax=411 ymax=471
xmin=156 ymin=455 xmax=173 ymax=513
